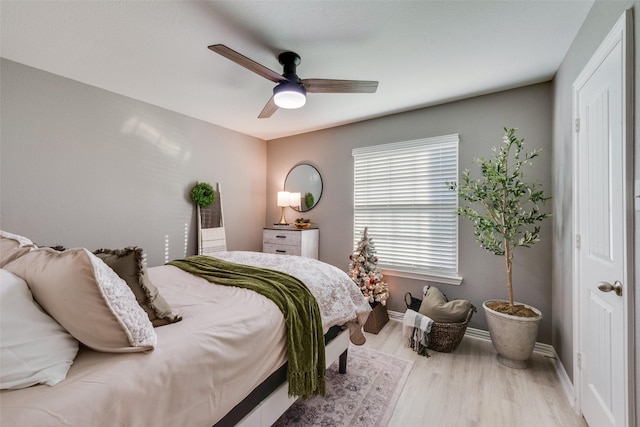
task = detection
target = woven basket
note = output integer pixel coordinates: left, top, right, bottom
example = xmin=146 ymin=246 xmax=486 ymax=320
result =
xmin=363 ymin=301 xmax=389 ymax=334
xmin=404 ymin=292 xmax=475 ymax=353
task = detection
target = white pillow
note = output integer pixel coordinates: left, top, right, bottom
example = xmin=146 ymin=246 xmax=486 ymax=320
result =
xmin=0 ymin=269 xmax=79 ymax=390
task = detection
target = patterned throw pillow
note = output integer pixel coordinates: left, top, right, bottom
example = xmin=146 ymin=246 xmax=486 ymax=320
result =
xmin=94 ymin=247 xmax=182 ymax=327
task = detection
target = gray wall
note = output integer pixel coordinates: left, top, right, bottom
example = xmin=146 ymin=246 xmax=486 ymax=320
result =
xmin=266 ymin=83 xmax=554 ymax=343
xmin=551 ymin=0 xmax=639 ymax=413
xmin=0 ymin=59 xmax=267 ymax=266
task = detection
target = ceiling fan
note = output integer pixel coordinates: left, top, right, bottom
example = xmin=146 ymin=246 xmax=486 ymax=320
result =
xmin=208 ymin=44 xmax=378 ymax=118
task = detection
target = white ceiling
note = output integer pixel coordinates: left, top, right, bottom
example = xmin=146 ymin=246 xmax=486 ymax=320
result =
xmin=0 ymin=1 xmax=594 ymax=141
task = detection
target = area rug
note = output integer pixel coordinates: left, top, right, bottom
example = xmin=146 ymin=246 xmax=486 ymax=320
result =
xmin=273 ymin=344 xmax=413 ymax=427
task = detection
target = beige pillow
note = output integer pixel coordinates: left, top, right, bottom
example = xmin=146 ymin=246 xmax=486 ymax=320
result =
xmin=5 ymin=247 xmax=157 ymax=353
xmin=0 ymin=231 xmax=36 ymax=268
xmin=418 ymin=286 xmax=472 ymax=323
xmin=94 ymin=247 xmax=181 ymax=327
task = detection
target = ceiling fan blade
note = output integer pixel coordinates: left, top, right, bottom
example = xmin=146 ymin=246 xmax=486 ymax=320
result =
xmin=302 ymin=79 xmax=378 ymax=94
xmin=258 ymin=95 xmax=278 ymax=119
xmin=208 ymin=44 xmax=287 ymax=83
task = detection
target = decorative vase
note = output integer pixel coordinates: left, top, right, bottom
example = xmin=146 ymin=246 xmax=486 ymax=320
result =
xmin=483 ymin=300 xmax=542 ymax=369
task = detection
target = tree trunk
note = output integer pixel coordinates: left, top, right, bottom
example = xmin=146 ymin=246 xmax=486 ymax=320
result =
xmin=505 ymin=241 xmax=514 ymax=306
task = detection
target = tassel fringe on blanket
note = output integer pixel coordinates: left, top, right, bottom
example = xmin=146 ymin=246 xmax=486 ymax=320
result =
xmin=403 ymin=309 xmax=434 ymax=357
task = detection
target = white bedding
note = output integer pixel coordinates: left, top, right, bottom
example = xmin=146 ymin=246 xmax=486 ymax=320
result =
xmin=212 ymin=251 xmax=371 ymax=342
xmin=0 ymin=252 xmax=371 ymax=427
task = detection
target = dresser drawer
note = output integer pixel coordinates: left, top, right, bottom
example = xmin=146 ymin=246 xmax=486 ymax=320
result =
xmin=263 ymin=243 xmax=302 ymax=256
xmin=262 ymin=229 xmax=302 ymax=246
xmin=262 ymin=228 xmax=319 ymax=259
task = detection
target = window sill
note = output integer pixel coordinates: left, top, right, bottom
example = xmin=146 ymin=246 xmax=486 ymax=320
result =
xmin=381 ymin=269 xmax=463 ymax=286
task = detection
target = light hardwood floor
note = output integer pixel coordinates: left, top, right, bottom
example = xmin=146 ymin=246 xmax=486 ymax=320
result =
xmin=362 ymin=319 xmax=588 ymax=427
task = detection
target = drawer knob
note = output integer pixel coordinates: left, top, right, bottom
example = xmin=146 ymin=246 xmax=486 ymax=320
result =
xmin=276 ymin=235 xmax=287 ymax=239
xmin=276 ymin=250 xmax=286 ymax=253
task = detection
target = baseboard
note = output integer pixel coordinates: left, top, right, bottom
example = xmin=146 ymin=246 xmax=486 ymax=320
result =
xmin=389 ymin=309 xmax=554 ymax=356
xmin=388 ymin=309 xmax=404 ymax=322
xmin=388 ymin=309 xmax=576 ymax=409
xmin=464 ymin=326 xmax=556 ymax=358
xmin=551 ymin=352 xmax=577 ymax=411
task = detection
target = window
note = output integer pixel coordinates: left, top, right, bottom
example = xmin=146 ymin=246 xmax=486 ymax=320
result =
xmin=352 ymin=134 xmax=461 ymax=284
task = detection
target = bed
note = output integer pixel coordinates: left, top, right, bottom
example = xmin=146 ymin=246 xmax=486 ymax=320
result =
xmin=0 ymin=232 xmax=371 ymax=427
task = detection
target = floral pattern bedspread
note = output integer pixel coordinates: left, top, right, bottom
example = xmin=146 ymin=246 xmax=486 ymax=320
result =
xmin=212 ymin=251 xmax=371 ymax=344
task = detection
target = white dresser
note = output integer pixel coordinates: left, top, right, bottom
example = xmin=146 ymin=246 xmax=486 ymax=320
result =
xmin=262 ymin=227 xmax=319 ymax=259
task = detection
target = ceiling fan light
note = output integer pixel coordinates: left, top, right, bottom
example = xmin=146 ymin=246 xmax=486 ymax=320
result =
xmin=273 ymin=82 xmax=306 ymax=109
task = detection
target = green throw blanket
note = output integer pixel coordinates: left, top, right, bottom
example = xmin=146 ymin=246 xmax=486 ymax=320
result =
xmin=168 ymin=255 xmax=326 ymax=398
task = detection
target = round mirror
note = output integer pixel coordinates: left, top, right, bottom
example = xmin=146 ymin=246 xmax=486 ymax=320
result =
xmin=284 ymin=163 xmax=323 ymax=212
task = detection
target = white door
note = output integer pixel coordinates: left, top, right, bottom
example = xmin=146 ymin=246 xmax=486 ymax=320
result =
xmin=573 ymin=11 xmax=633 ymax=427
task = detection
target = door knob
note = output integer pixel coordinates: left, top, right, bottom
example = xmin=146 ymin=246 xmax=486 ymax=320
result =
xmin=597 ymin=281 xmax=623 ymax=296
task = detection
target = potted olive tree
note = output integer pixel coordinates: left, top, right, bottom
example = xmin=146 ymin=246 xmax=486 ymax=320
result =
xmin=451 ymin=128 xmax=551 ymax=368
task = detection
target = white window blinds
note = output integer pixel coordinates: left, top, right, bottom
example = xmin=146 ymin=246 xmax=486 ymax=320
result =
xmin=352 ymin=134 xmax=459 ymax=278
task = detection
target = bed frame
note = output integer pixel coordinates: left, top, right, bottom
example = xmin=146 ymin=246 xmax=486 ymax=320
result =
xmin=216 ymin=326 xmax=350 ymax=427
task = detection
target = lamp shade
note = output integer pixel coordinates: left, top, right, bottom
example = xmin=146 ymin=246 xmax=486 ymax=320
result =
xmin=289 ymin=192 xmax=301 ymax=208
xmin=277 ymin=191 xmax=291 ymax=207
xmin=273 ymin=81 xmax=306 ymax=109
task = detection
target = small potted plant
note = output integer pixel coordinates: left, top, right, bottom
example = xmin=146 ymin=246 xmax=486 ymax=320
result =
xmin=450 ymin=128 xmax=551 ymax=368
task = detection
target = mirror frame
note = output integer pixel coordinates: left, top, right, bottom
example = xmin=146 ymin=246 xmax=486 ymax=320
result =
xmin=284 ymin=163 xmax=323 ymax=212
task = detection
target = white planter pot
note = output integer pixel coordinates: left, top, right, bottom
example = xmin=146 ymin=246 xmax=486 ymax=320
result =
xmin=483 ymin=300 xmax=542 ymax=369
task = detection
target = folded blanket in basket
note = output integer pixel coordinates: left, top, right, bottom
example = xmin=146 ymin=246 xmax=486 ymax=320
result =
xmin=403 ymin=309 xmax=434 ymax=357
